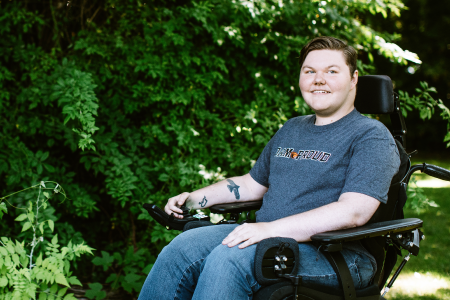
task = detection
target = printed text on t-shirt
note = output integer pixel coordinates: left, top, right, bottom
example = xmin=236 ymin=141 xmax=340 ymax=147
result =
xmin=275 ymin=147 xmax=331 ymax=162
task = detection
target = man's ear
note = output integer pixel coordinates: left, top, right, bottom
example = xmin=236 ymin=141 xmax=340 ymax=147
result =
xmin=350 ymin=70 xmax=358 ymax=90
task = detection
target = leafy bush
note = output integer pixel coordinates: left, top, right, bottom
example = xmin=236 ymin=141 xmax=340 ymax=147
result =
xmin=0 ymin=0 xmax=448 ymax=297
xmin=0 ymin=182 xmax=94 ymax=300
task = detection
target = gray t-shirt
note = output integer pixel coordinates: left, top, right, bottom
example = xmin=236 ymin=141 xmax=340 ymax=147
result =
xmin=250 ymin=109 xmax=400 ymax=223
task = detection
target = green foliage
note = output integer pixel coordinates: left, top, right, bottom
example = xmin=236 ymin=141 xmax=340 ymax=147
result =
xmin=0 ymin=203 xmax=6 ymax=220
xmin=1 ymin=0 xmax=449 ymax=297
xmin=0 ymin=182 xmax=93 ymax=300
xmin=405 ymin=176 xmax=439 ymax=213
xmin=399 ymin=81 xmax=450 ymax=147
xmin=90 ymin=246 xmax=153 ymax=295
xmin=85 ymin=283 xmax=106 ymax=300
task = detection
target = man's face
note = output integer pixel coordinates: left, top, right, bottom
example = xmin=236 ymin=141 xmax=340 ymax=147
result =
xmin=299 ymin=49 xmax=358 ymax=119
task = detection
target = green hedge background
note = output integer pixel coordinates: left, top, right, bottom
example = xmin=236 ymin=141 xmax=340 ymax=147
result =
xmin=0 ymin=0 xmax=449 ymax=298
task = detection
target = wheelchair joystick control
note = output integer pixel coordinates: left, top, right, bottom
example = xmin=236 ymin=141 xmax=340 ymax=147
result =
xmin=143 ymin=203 xmax=210 ymax=231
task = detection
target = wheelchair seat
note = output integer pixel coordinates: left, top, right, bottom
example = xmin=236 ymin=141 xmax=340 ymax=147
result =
xmin=143 ymin=75 xmax=450 ymax=300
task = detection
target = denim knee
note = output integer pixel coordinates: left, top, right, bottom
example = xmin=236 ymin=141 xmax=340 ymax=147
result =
xmin=194 ymin=243 xmax=261 ymax=297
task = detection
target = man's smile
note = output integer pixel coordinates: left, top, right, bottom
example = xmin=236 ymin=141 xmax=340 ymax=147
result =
xmin=311 ymin=90 xmax=331 ymax=94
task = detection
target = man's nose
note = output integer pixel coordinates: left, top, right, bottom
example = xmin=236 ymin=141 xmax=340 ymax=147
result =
xmin=314 ymin=72 xmax=325 ymax=85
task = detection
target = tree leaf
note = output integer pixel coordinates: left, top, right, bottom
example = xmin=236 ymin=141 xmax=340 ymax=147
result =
xmin=58 ymin=287 xmax=68 ymax=297
xmin=51 ymin=234 xmax=58 ymax=245
xmin=48 ymin=220 xmax=54 ymax=232
xmin=21 ymin=222 xmax=32 ymax=232
xmin=15 ymin=214 xmax=28 ymax=222
xmin=0 ymin=247 xmax=8 ymax=256
xmin=55 ymin=273 xmax=69 ymax=287
xmin=12 ymin=254 xmax=20 ymax=266
xmin=43 ymin=163 xmax=56 ymax=173
xmin=85 ymin=282 xmax=106 ymax=300
xmin=63 ymin=294 xmax=78 ymax=300
xmin=50 ymin=283 xmax=58 ymax=294
xmin=36 ymin=253 xmax=43 ymax=266
xmin=38 ymin=292 xmax=47 ymax=300
xmin=41 ymin=151 xmax=49 ymax=161
xmin=0 ymin=277 xmax=7 ymax=287
xmin=0 ymin=203 xmax=7 ymax=219
xmin=68 ymin=276 xmax=82 ymax=286
xmin=27 ymin=211 xmax=35 ymax=221
xmin=91 ymin=251 xmax=114 ymax=271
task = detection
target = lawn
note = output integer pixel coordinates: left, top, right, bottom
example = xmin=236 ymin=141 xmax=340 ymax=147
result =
xmin=385 ymin=186 xmax=450 ymax=300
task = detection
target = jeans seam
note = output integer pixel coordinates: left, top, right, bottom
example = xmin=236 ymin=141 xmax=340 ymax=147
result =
xmin=249 ymin=278 xmax=261 ymax=297
xmin=355 ymin=256 xmax=363 ymax=288
xmin=173 ymin=258 xmax=205 ymax=300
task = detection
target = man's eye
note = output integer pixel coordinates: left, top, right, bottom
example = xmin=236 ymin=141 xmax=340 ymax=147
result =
xmin=306 ymin=70 xmax=315 ymax=74
xmin=329 ymin=70 xmax=337 ymax=74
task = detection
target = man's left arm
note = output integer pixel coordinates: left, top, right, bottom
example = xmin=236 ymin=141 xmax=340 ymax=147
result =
xmin=222 ymin=192 xmax=380 ymax=249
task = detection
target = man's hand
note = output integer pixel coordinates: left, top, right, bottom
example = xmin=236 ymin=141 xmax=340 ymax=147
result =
xmin=164 ymin=192 xmax=190 ymax=218
xmin=222 ymin=222 xmax=274 ymax=249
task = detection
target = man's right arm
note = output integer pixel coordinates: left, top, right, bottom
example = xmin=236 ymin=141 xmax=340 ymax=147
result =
xmin=164 ymin=173 xmax=268 ymax=218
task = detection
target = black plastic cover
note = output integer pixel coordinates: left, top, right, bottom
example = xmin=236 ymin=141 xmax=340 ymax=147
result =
xmin=254 ymin=237 xmax=299 ymax=286
xmin=354 ymin=75 xmax=394 ymax=114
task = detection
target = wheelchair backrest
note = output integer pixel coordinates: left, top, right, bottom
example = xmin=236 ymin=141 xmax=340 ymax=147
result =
xmin=354 ymin=75 xmax=412 ymax=289
xmin=354 ymin=75 xmax=410 ymax=224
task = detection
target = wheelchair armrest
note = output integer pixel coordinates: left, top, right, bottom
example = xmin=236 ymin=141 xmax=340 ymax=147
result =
xmin=311 ymin=218 xmax=423 ymax=244
xmin=209 ymin=200 xmax=263 ymax=214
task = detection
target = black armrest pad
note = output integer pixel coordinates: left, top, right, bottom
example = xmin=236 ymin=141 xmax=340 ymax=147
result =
xmin=311 ymin=218 xmax=423 ymax=244
xmin=209 ymin=200 xmax=263 ymax=214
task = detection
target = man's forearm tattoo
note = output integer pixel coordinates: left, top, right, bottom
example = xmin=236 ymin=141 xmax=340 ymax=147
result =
xmin=227 ymin=179 xmax=241 ymax=200
xmin=199 ymin=196 xmax=208 ymax=207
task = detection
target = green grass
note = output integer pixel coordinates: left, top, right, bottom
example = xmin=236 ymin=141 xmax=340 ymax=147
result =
xmin=386 ymin=187 xmax=450 ymax=299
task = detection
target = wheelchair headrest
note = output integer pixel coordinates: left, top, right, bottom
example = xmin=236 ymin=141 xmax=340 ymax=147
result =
xmin=355 ymin=75 xmax=394 ymax=114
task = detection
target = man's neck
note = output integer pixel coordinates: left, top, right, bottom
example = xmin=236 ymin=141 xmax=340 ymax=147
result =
xmin=314 ymin=106 xmax=355 ymax=126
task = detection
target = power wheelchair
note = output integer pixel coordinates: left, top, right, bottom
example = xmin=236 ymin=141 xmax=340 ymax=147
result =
xmin=143 ymin=75 xmax=450 ymax=300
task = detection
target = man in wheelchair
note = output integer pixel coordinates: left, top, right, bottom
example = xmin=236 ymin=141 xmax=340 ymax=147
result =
xmin=138 ymin=36 xmax=401 ymax=299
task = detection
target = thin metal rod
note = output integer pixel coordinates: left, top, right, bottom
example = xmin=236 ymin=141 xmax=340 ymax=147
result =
xmin=382 ymin=253 xmax=411 ymax=296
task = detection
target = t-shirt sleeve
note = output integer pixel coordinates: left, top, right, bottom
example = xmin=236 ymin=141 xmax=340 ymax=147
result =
xmin=340 ymin=132 xmax=401 ymax=204
xmin=249 ymin=137 xmax=273 ymax=187
xmin=249 ymin=121 xmax=291 ymax=187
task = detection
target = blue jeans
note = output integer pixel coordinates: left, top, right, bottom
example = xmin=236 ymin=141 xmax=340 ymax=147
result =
xmin=138 ymin=224 xmax=376 ymax=300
